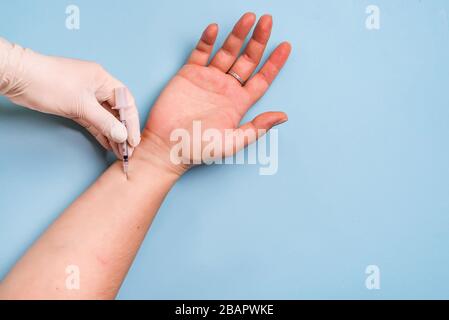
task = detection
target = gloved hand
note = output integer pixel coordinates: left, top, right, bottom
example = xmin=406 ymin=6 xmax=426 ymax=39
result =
xmin=0 ymin=38 xmax=141 ymax=158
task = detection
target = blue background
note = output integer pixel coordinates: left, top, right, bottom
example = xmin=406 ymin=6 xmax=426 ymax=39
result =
xmin=1 ymin=0 xmax=449 ymax=299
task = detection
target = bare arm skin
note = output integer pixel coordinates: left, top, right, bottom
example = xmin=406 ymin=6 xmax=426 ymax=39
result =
xmin=0 ymin=13 xmax=291 ymax=299
xmin=0 ymin=137 xmax=181 ymax=299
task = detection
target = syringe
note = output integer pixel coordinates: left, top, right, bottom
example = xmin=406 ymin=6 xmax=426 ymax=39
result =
xmin=114 ymin=87 xmax=129 ymax=178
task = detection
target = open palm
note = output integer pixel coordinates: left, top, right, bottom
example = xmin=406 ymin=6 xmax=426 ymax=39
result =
xmin=144 ymin=13 xmax=291 ymax=164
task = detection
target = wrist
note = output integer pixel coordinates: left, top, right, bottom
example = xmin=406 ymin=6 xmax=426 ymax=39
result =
xmin=132 ymin=130 xmax=190 ymax=179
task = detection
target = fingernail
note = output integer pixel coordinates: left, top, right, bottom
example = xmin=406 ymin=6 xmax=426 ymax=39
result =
xmin=111 ymin=124 xmax=127 ymax=143
xmin=129 ymin=134 xmax=141 ymax=147
xmin=273 ymin=118 xmax=288 ymax=127
xmin=128 ymin=146 xmax=134 ymax=158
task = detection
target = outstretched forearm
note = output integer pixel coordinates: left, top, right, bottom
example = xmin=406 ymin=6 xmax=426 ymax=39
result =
xmin=0 ymin=133 xmax=181 ymax=299
xmin=0 ymin=12 xmax=291 ymax=300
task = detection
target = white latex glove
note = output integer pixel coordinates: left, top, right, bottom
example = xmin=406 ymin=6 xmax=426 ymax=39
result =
xmin=0 ymin=38 xmax=141 ymax=158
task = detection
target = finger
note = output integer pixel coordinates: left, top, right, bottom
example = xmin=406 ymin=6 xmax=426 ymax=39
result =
xmin=105 ymin=90 xmax=141 ymax=148
xmin=74 ymin=118 xmax=111 ymax=150
xmin=209 ymin=12 xmax=256 ymax=72
xmin=187 ymin=23 xmax=218 ymax=66
xmin=228 ymin=15 xmax=272 ymax=84
xmin=122 ymin=100 xmax=141 ymax=148
xmin=128 ymin=145 xmax=134 ymax=158
xmin=224 ymin=111 xmax=288 ymax=157
xmin=84 ymin=99 xmax=128 ymax=144
xmin=96 ymin=76 xmax=142 ymax=148
xmin=244 ymin=42 xmax=292 ymax=106
xmin=99 ymin=101 xmax=136 ymax=159
xmin=109 ymin=140 xmax=121 ymax=159
xmin=110 ymin=139 xmax=135 ymax=160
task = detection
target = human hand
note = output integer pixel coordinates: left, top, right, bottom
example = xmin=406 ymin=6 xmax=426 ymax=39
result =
xmin=0 ymin=38 xmax=141 ymax=158
xmin=139 ymin=13 xmax=291 ymax=175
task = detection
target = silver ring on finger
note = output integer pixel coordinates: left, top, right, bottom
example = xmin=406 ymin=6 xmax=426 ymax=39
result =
xmin=227 ymin=70 xmax=245 ymax=86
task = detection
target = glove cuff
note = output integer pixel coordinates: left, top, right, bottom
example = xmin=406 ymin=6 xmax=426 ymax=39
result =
xmin=0 ymin=38 xmax=32 ymax=98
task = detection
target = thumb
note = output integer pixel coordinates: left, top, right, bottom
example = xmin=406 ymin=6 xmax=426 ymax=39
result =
xmin=223 ymin=111 xmax=288 ymax=158
xmin=95 ymin=72 xmax=141 ymax=148
xmin=83 ymin=99 xmax=128 ymax=143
